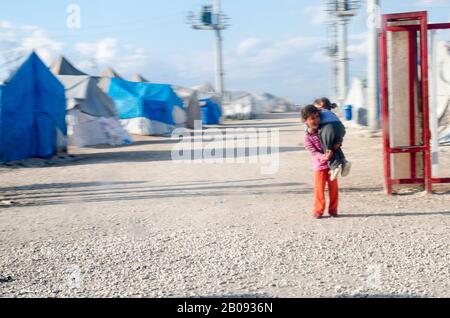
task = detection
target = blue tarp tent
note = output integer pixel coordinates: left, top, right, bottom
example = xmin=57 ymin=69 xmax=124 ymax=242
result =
xmin=108 ymin=78 xmax=186 ymax=135
xmin=200 ymin=98 xmax=222 ymax=125
xmin=0 ymin=52 xmax=67 ymax=162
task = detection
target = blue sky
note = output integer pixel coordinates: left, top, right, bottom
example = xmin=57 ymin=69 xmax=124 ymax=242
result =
xmin=1 ymin=0 xmax=449 ymax=103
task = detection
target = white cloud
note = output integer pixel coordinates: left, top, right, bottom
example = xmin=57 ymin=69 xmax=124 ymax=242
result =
xmin=311 ymin=50 xmax=331 ymax=63
xmin=117 ymin=48 xmax=147 ymax=70
xmin=76 ymin=38 xmax=147 ymax=75
xmin=237 ymin=38 xmax=266 ymax=56
xmin=232 ymin=36 xmax=324 ymax=67
xmin=75 ymin=38 xmax=118 ymax=64
xmin=0 ymin=20 xmax=63 ymax=67
xmin=21 ymin=29 xmax=64 ymax=64
xmin=167 ymin=50 xmax=214 ymax=81
xmin=348 ymin=40 xmax=368 ymax=55
xmin=0 ymin=20 xmax=12 ymax=29
xmin=350 ymin=32 xmax=368 ymax=41
xmin=303 ymin=5 xmax=329 ymax=25
xmin=219 ymin=36 xmax=330 ymax=100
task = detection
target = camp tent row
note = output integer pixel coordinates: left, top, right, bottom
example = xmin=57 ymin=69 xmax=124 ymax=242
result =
xmin=52 ymin=56 xmax=194 ymax=138
xmin=0 ymin=52 xmax=300 ymax=162
xmin=191 ymin=82 xmax=297 ymax=123
xmin=0 ymin=53 xmax=191 ymax=162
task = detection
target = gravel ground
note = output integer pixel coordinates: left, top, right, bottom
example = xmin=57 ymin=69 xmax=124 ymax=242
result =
xmin=1 ymin=113 xmax=449 ymax=298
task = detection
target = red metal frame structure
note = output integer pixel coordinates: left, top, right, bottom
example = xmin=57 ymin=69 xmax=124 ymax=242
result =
xmin=379 ymin=11 xmax=450 ymax=195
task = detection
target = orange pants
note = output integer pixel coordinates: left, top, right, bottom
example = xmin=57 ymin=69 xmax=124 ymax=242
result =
xmin=313 ymin=169 xmax=339 ymax=216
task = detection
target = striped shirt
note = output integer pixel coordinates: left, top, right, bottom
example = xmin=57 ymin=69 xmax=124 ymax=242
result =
xmin=304 ymin=131 xmax=329 ymax=171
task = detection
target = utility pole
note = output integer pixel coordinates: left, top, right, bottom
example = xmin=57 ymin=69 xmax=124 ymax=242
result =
xmin=187 ymin=0 xmax=229 ymax=100
xmin=326 ymin=23 xmax=338 ymax=102
xmin=213 ymin=0 xmax=224 ymax=97
xmin=367 ymin=0 xmax=380 ymax=130
xmin=338 ymin=16 xmax=348 ymax=107
xmin=327 ymin=0 xmax=360 ymax=107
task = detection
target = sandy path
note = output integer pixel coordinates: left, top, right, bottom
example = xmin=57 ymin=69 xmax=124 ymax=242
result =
xmin=1 ymin=113 xmax=449 ymax=298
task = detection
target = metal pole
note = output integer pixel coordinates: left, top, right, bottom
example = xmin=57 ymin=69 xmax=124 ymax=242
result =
xmin=367 ymin=0 xmax=380 ymax=129
xmin=213 ymin=0 xmax=224 ymax=98
xmin=429 ymin=30 xmax=439 ymax=177
xmin=337 ymin=14 xmax=348 ymax=107
xmin=329 ymin=22 xmax=338 ymax=102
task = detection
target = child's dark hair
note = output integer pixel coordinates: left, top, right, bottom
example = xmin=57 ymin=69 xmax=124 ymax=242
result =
xmin=301 ymin=105 xmax=320 ymax=122
xmin=314 ymin=97 xmax=338 ymax=110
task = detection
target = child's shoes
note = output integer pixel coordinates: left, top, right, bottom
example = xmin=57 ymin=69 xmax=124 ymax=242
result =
xmin=329 ymin=165 xmax=342 ymax=181
xmin=341 ymin=161 xmax=352 ymax=177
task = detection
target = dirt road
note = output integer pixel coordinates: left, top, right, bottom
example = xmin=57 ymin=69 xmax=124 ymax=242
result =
xmin=1 ymin=113 xmax=449 ymax=298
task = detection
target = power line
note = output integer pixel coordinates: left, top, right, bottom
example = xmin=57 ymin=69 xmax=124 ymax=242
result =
xmin=0 ymin=13 xmax=184 ymax=41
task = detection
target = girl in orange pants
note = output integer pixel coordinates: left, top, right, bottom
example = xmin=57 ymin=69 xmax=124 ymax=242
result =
xmin=302 ymin=105 xmax=340 ymax=219
xmin=313 ymin=169 xmax=339 ymax=218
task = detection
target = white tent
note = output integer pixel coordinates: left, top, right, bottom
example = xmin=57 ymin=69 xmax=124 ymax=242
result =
xmin=344 ymin=78 xmax=368 ymax=126
xmin=172 ymin=85 xmax=202 ymax=129
xmin=57 ymin=75 xmax=132 ymax=147
xmin=222 ymin=91 xmax=258 ymax=120
xmin=251 ymin=92 xmax=278 ymax=114
xmin=273 ymin=95 xmax=296 ymax=113
xmin=212 ymin=89 xmax=296 ymax=119
xmin=251 ymin=92 xmax=296 ymax=114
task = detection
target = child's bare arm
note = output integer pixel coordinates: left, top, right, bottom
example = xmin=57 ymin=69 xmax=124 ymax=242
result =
xmin=333 ymin=143 xmax=342 ymax=151
xmin=324 ymin=149 xmax=334 ymax=161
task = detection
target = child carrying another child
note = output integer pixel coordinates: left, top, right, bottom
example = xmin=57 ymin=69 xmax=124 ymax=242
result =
xmin=302 ymin=105 xmax=339 ymax=219
xmin=312 ymin=97 xmax=351 ymax=181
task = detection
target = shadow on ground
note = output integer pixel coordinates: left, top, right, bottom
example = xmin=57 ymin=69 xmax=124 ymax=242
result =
xmin=339 ymin=211 xmax=450 ymax=218
xmin=1 ymin=180 xmax=431 ymax=209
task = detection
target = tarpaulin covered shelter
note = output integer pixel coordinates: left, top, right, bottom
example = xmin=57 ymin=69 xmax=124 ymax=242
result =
xmin=108 ymin=78 xmax=186 ymax=136
xmin=0 ymin=52 xmax=67 ymax=162
xmin=57 ymin=75 xmax=132 ymax=147
xmin=191 ymin=83 xmax=222 ymax=125
xmin=200 ymin=94 xmax=222 ymax=125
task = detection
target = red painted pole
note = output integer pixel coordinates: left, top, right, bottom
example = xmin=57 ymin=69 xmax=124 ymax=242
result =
xmin=379 ymin=21 xmax=392 ymax=195
xmin=408 ymin=30 xmax=417 ymax=180
xmin=419 ymin=13 xmax=433 ymax=194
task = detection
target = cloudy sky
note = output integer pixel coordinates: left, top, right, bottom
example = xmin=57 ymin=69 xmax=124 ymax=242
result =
xmin=1 ymin=0 xmax=449 ymax=103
